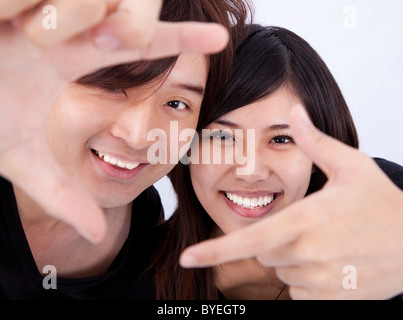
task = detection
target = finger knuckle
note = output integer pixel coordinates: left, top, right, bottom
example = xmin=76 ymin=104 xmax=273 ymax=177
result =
xmin=129 ymin=25 xmax=154 ymax=47
xmin=75 ymin=0 xmax=107 ymax=23
xmin=289 ymin=239 xmax=318 ymax=262
xmin=255 ymin=253 xmax=270 ymax=266
xmin=0 ymin=0 xmax=39 ymax=20
xmin=274 ymin=267 xmax=288 ymax=283
xmin=78 ymin=0 xmax=101 ymax=10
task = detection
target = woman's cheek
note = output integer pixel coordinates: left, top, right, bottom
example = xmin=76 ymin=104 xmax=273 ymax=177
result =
xmin=190 ymin=163 xmax=212 ymax=192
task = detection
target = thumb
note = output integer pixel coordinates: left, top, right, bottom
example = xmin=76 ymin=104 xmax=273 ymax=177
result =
xmin=1 ymin=138 xmax=107 ymax=243
xmin=290 ymin=105 xmax=361 ymax=179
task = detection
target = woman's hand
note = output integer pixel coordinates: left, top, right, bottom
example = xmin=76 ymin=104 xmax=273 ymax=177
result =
xmin=0 ymin=0 xmax=229 ymax=243
xmin=180 ymin=105 xmax=403 ymax=300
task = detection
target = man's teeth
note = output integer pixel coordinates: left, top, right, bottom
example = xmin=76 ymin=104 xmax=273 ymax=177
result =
xmin=225 ymin=192 xmax=275 ymax=209
xmin=95 ymin=151 xmax=140 ymax=170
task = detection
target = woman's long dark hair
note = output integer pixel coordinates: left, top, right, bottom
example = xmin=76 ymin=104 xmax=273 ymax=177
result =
xmin=152 ymin=24 xmax=359 ymax=299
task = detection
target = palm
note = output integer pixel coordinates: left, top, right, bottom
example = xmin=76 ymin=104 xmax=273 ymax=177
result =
xmin=0 ymin=23 xmax=108 ymax=241
xmin=0 ymin=18 xmax=229 ymax=242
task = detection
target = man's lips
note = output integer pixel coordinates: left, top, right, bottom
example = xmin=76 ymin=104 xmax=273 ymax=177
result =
xmin=91 ymin=149 xmax=147 ymax=180
xmin=92 ymin=149 xmax=142 ymax=170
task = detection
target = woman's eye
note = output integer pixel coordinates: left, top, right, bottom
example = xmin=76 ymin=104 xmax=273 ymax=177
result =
xmin=209 ymin=131 xmax=235 ymax=142
xmin=166 ymin=100 xmax=189 ymax=110
xmin=270 ymin=136 xmax=293 ymax=144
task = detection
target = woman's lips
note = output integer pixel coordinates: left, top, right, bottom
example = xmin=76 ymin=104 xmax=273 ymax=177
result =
xmin=91 ymin=149 xmax=147 ymax=181
xmin=222 ymin=191 xmax=279 ymax=218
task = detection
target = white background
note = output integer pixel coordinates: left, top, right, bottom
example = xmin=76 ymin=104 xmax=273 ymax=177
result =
xmin=155 ymin=0 xmax=403 ymax=218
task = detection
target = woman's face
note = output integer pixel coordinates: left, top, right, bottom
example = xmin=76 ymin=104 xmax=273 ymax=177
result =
xmin=46 ymin=54 xmax=208 ymax=208
xmin=190 ymin=87 xmax=314 ymax=234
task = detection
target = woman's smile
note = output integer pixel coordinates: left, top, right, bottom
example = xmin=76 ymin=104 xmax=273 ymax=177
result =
xmin=221 ymin=190 xmax=281 ymax=218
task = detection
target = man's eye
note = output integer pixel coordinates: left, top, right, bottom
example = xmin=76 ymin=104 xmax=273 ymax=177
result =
xmin=270 ymin=136 xmax=293 ymax=144
xmin=166 ymin=100 xmax=189 ymax=110
xmin=95 ymin=86 xmax=128 ymax=96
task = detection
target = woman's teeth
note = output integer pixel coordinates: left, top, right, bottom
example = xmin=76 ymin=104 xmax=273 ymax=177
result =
xmin=95 ymin=151 xmax=140 ymax=170
xmin=225 ymin=192 xmax=275 ymax=209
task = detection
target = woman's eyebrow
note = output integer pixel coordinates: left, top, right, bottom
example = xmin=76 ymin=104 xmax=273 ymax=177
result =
xmin=214 ymin=119 xmax=238 ymax=128
xmin=266 ymin=124 xmax=290 ymax=131
xmin=214 ymin=120 xmax=290 ymax=131
xmin=169 ymin=82 xmax=205 ymax=96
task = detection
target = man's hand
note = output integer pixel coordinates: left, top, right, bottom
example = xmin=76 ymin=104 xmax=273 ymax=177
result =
xmin=0 ymin=0 xmax=229 ymax=243
xmin=180 ymin=105 xmax=403 ymax=300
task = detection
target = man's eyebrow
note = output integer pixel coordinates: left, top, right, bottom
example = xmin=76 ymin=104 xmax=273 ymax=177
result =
xmin=170 ymin=82 xmax=205 ymax=96
xmin=214 ymin=119 xmax=290 ymax=131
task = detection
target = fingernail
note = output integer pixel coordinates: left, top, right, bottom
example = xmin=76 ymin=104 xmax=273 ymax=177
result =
xmin=94 ymin=33 xmax=121 ymax=51
xmin=77 ymin=228 xmax=102 ymax=244
xmin=180 ymin=254 xmax=199 ymax=268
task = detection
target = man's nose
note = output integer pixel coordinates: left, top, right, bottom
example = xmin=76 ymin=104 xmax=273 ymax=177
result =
xmin=109 ymin=99 xmax=158 ymax=151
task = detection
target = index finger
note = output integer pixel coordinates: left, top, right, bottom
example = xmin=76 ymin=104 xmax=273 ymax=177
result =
xmin=179 ymin=202 xmax=309 ymax=268
xmin=60 ymin=21 xmax=228 ymax=83
xmin=289 ymin=105 xmax=365 ymax=180
xmin=93 ymin=0 xmax=162 ymax=48
xmin=92 ymin=0 xmax=230 ymax=53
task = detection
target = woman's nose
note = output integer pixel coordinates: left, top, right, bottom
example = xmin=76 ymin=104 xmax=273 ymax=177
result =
xmin=234 ymin=146 xmax=271 ymax=184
